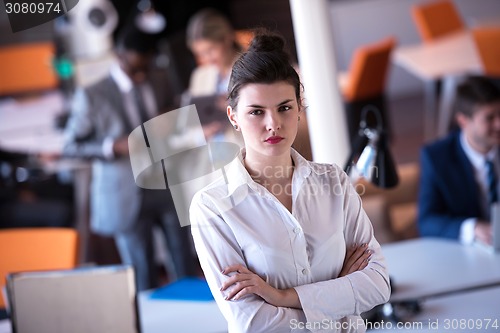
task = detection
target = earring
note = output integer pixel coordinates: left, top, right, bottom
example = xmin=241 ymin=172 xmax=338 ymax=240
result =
xmin=233 ymin=124 xmax=239 ymax=130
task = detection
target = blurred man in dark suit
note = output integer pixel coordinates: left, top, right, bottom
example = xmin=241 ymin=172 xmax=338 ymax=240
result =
xmin=418 ymin=76 xmax=500 ymax=246
xmin=63 ymin=26 xmax=196 ymax=290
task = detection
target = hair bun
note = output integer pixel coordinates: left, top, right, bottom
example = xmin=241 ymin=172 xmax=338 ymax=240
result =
xmin=248 ymin=29 xmax=287 ymax=54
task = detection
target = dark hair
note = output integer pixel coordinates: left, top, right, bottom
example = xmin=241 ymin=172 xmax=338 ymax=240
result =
xmin=115 ymin=25 xmax=156 ymax=55
xmin=227 ymin=29 xmax=302 ymax=109
xmin=454 ymin=76 xmax=500 ymax=117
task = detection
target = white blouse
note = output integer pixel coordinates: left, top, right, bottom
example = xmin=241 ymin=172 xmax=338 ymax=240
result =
xmin=190 ymin=148 xmax=391 ymax=333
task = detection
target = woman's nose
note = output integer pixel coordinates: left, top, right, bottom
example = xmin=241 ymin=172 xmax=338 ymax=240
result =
xmin=266 ymin=112 xmax=281 ymax=131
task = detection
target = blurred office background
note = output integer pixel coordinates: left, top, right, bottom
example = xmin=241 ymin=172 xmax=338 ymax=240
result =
xmin=2 ymin=0 xmax=500 ymax=331
xmin=1 ymin=0 xmax=499 ymax=278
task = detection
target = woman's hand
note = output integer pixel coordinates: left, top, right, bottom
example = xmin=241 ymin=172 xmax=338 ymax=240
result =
xmin=339 ymin=243 xmax=372 ymax=277
xmin=220 ymin=264 xmax=301 ymax=308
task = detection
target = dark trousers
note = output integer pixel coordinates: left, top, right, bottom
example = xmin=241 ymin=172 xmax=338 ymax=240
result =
xmin=114 ymin=189 xmax=196 ymax=291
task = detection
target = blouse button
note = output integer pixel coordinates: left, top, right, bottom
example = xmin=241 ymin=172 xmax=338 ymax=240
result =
xmin=293 ymin=227 xmax=301 ymax=234
xmin=302 ymin=268 xmax=308 ymax=275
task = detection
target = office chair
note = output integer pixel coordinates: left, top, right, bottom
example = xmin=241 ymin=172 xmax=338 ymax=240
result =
xmin=0 ymin=227 xmax=79 ymax=309
xmin=235 ymin=29 xmax=254 ymax=51
xmin=412 ymin=0 xmax=464 ymax=43
xmin=340 ymin=37 xmax=396 ymax=145
xmin=472 ymin=26 xmax=500 ymax=77
xmin=0 ymin=42 xmax=58 ymax=96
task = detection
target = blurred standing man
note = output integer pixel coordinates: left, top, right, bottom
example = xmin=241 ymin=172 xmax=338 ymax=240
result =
xmin=418 ymin=76 xmax=500 ymax=246
xmin=63 ymin=26 xmax=196 ymax=290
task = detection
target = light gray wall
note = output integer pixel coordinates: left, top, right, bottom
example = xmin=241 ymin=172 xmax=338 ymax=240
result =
xmin=329 ymin=0 xmax=500 ymax=97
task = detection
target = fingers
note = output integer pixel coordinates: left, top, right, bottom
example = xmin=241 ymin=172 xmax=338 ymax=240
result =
xmin=344 ymin=243 xmax=368 ymax=267
xmin=223 ymin=278 xmax=255 ymax=301
xmin=220 ymin=264 xmax=253 ymax=293
xmin=339 ymin=243 xmax=373 ymax=277
xmin=220 ymin=269 xmax=250 ymax=291
xmin=220 ymin=264 xmax=261 ymax=301
xmin=344 ymin=244 xmax=356 ymax=260
xmin=221 ymin=264 xmax=249 ymax=275
xmin=349 ymin=249 xmax=371 ymax=272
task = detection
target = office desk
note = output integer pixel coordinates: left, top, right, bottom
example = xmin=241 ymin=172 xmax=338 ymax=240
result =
xmin=382 ymin=238 xmax=500 ymax=303
xmin=372 ymin=285 xmax=500 ymax=332
xmin=393 ymin=31 xmax=482 ymax=140
xmin=138 ymin=291 xmax=227 ymax=333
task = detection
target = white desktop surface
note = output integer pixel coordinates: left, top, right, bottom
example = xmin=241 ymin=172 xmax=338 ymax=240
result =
xmin=138 ymin=291 xmax=227 ymax=333
xmin=382 ymin=238 xmax=500 ymax=302
xmin=372 ymin=285 xmax=500 ymax=332
xmin=393 ymin=31 xmax=482 ymax=81
xmin=0 ymin=320 xmax=9 ymax=333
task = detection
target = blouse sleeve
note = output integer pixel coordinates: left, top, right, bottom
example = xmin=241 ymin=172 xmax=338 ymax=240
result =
xmin=190 ymin=192 xmax=309 ymax=333
xmin=293 ymin=167 xmax=391 ymax=327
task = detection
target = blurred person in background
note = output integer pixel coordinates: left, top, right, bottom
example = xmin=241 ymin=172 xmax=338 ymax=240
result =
xmin=186 ymin=7 xmax=241 ymax=97
xmin=63 ymin=24 xmax=197 ymax=291
xmin=184 ymin=8 xmax=244 ymax=147
xmin=418 ymin=75 xmax=500 ymax=247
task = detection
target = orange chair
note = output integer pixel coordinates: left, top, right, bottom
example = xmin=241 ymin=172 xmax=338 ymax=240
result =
xmin=341 ymin=37 xmax=397 ymax=143
xmin=0 ymin=228 xmax=79 ymax=309
xmin=235 ymin=29 xmax=254 ymax=51
xmin=342 ymin=37 xmax=396 ymax=103
xmin=472 ymin=26 xmax=500 ymax=77
xmin=412 ymin=0 xmax=464 ymax=42
xmin=0 ymin=42 xmax=58 ymax=96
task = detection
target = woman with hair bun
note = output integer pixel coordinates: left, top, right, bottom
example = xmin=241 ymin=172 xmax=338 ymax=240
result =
xmin=190 ymin=30 xmax=390 ymax=332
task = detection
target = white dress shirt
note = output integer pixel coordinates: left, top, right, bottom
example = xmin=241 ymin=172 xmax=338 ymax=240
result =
xmin=459 ymin=132 xmax=500 ymax=244
xmin=190 ymin=148 xmax=391 ymax=333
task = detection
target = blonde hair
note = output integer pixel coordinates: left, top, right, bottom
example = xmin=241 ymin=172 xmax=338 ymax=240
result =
xmin=186 ymin=8 xmax=235 ymax=48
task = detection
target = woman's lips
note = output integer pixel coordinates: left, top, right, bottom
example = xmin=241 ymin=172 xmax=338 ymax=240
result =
xmin=265 ymin=136 xmax=284 ymax=144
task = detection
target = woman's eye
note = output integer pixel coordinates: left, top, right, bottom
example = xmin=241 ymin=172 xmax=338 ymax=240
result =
xmin=250 ymin=109 xmax=264 ymax=116
xmin=279 ymin=105 xmax=291 ymax=112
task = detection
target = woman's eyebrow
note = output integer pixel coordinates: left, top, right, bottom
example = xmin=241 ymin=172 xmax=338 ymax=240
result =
xmin=246 ymin=99 xmax=293 ymax=108
xmin=277 ymin=99 xmax=293 ymax=106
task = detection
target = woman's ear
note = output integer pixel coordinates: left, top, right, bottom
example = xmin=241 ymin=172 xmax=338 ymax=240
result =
xmin=227 ymin=106 xmax=237 ymax=126
xmin=299 ymin=97 xmax=307 ymax=114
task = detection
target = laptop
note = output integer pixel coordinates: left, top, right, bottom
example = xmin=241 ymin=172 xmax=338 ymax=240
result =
xmin=6 ymin=265 xmax=140 ymax=333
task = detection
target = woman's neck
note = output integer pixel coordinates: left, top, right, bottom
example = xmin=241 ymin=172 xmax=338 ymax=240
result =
xmin=244 ymin=149 xmax=294 ymax=185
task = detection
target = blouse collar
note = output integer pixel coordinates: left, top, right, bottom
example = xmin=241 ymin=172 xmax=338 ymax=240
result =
xmin=224 ymin=147 xmax=330 ymax=196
